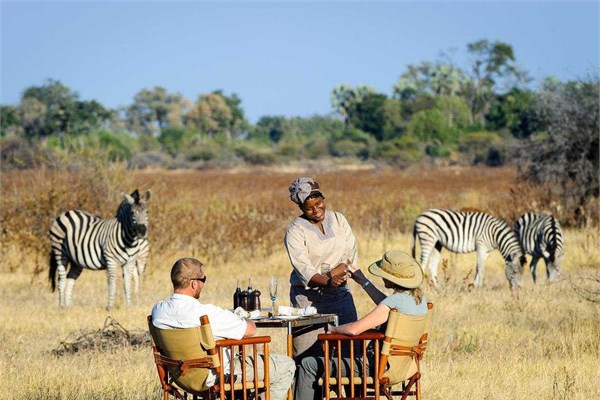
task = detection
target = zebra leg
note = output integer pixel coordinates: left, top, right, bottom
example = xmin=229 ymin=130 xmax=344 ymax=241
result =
xmin=473 ymin=246 xmax=489 ymax=288
xmin=55 ymin=256 xmax=69 ymax=309
xmin=133 ymin=253 xmax=148 ymax=295
xmin=530 ymin=256 xmax=540 ymax=284
xmin=106 ymin=263 xmax=119 ymax=311
xmin=428 ymin=247 xmax=442 ymax=289
xmin=65 ymin=265 xmax=83 ymax=308
xmin=418 ymin=242 xmax=435 ymax=288
xmin=132 ymin=263 xmax=140 ymax=295
xmin=122 ymin=262 xmax=135 ymax=307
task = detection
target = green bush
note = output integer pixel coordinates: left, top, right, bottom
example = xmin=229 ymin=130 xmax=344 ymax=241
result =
xmin=185 ymin=143 xmax=221 ymax=162
xmin=409 ymin=109 xmax=448 ymax=142
xmin=425 ymin=140 xmax=452 ymax=158
xmin=234 ymin=143 xmax=276 ymax=165
xmin=158 ymin=127 xmax=190 ymax=156
xmin=373 ymin=135 xmax=422 ymax=165
xmin=304 ymin=136 xmax=330 ymax=159
xmin=46 ymin=130 xmax=132 ymax=162
xmin=136 ymin=134 xmax=162 ymax=152
xmin=277 ymin=141 xmax=303 ymax=158
xmin=0 ymin=136 xmax=49 ymax=169
xmin=457 ymin=131 xmax=504 ymax=166
xmin=97 ymin=131 xmax=132 ymax=161
xmin=330 ymin=139 xmax=369 ymax=159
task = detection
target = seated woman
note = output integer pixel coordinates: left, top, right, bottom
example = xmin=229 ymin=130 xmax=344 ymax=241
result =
xmin=294 ymin=250 xmax=428 ymax=400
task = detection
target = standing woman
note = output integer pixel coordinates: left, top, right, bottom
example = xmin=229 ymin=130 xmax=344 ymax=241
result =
xmin=285 ymin=176 xmax=358 ymax=360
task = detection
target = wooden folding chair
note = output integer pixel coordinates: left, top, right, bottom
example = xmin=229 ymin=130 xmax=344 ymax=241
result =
xmin=148 ymin=315 xmax=271 ymax=400
xmin=318 ymin=303 xmax=434 ymax=400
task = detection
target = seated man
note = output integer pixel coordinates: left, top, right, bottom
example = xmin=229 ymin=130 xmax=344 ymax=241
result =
xmin=151 ymin=257 xmax=295 ymax=400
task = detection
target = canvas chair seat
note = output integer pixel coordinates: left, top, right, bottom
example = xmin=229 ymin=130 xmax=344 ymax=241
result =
xmin=318 ymin=303 xmax=434 ymax=400
xmin=149 ymin=317 xmax=220 ymax=395
xmin=148 ymin=315 xmax=271 ymax=400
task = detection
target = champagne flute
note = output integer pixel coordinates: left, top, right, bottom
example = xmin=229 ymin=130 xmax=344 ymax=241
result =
xmin=269 ymin=276 xmax=278 ymax=314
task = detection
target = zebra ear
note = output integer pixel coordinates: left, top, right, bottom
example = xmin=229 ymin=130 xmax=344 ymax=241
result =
xmin=122 ymin=192 xmax=135 ymax=204
xmin=144 ymin=190 xmax=151 ymax=202
xmin=130 ymin=189 xmax=140 ymax=202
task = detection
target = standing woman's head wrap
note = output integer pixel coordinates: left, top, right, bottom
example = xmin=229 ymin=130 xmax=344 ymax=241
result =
xmin=289 ymin=177 xmax=324 ymax=205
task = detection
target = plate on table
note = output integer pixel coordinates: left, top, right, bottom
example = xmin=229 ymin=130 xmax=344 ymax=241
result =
xmin=250 ymin=315 xmax=268 ymax=320
xmin=276 ymin=315 xmax=302 ymax=320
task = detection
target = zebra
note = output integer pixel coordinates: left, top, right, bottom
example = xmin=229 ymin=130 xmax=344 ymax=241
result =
xmin=411 ymin=208 xmax=526 ymax=290
xmin=514 ymin=212 xmax=564 ymax=283
xmin=49 ymin=189 xmax=151 ymax=310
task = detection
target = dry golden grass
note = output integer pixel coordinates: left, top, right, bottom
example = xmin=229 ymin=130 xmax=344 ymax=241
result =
xmin=1 ymin=164 xmax=599 ymax=399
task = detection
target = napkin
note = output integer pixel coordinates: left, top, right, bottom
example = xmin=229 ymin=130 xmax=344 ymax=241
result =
xmin=234 ymin=307 xmax=261 ymax=319
xmin=278 ymin=306 xmax=317 ymax=316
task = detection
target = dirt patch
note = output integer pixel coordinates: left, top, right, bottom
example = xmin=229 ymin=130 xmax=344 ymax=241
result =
xmin=52 ymin=317 xmax=151 ymax=357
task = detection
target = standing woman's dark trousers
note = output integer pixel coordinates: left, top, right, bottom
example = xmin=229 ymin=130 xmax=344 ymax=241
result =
xmin=290 ymin=285 xmax=357 ymax=361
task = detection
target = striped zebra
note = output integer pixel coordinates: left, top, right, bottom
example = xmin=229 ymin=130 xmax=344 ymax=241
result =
xmin=514 ymin=212 xmax=564 ymax=283
xmin=411 ymin=209 xmax=526 ymax=290
xmin=49 ymin=189 xmax=151 ymax=310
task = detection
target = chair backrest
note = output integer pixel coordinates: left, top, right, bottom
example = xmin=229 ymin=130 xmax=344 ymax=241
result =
xmin=148 ymin=315 xmax=221 ymax=395
xmin=378 ymin=303 xmax=433 ymax=386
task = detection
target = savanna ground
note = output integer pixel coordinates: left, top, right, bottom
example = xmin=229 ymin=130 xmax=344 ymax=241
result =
xmin=1 ymin=162 xmax=598 ymax=400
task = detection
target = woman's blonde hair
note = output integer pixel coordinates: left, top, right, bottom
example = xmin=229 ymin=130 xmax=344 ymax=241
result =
xmin=392 ymin=284 xmax=423 ymax=304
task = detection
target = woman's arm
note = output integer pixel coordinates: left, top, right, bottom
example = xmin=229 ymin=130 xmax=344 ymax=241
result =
xmin=330 ymin=303 xmax=390 ymax=336
xmin=347 ymin=264 xmax=387 ymax=304
xmin=308 ymin=262 xmax=348 ymax=287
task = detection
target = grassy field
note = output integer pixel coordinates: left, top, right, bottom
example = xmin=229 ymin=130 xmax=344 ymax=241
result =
xmin=1 ymin=163 xmax=598 ymax=399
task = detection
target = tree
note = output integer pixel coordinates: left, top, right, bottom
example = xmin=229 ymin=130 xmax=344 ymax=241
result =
xmin=0 ymin=105 xmax=21 ymax=136
xmin=185 ymin=93 xmax=233 ymax=139
xmin=349 ymin=93 xmax=388 ymax=141
xmin=486 ymin=87 xmax=541 ymax=138
xmin=158 ymin=127 xmax=189 ymax=156
xmin=331 ymin=84 xmax=376 ymax=128
xmin=393 ymin=62 xmax=433 ymax=101
xmin=430 ymin=63 xmax=464 ymax=97
xmin=519 ymin=77 xmax=599 ymax=227
xmin=126 ymin=86 xmax=188 ymax=136
xmin=462 ymin=39 xmax=526 ymax=125
xmin=19 ymin=98 xmax=48 ymax=139
xmin=253 ymin=116 xmax=287 ymax=144
xmin=212 ymin=90 xmax=248 ymax=139
xmin=17 ymin=79 xmax=113 ymax=139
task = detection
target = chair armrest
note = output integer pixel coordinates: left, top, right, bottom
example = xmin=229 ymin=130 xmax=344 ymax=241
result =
xmin=216 ymin=336 xmax=271 ymax=347
xmin=317 ymin=330 xmax=385 ymax=341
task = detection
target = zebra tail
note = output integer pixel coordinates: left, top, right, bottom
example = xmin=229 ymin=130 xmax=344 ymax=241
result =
xmin=49 ymin=251 xmax=57 ymax=292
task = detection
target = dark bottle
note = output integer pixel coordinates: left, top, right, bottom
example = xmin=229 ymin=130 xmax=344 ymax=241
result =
xmin=233 ymin=280 xmax=241 ymax=309
xmin=247 ymin=279 xmax=254 ymax=312
xmin=252 ymin=288 xmax=261 ymax=311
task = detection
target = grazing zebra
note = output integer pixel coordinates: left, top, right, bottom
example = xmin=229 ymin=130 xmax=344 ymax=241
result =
xmin=49 ymin=189 xmax=151 ymax=310
xmin=411 ymin=208 xmax=526 ymax=290
xmin=514 ymin=212 xmax=564 ymax=283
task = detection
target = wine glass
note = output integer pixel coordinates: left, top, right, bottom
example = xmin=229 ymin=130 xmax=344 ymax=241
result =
xmin=269 ymin=276 xmax=278 ymax=313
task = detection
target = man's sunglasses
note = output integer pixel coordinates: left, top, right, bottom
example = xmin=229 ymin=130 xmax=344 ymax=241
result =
xmin=191 ymin=276 xmax=207 ymax=283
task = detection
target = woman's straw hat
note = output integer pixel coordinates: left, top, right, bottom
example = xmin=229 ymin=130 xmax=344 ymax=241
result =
xmin=368 ymin=250 xmax=423 ymax=288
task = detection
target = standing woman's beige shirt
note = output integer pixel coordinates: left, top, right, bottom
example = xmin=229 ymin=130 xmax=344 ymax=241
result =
xmin=285 ymin=210 xmax=358 ymax=289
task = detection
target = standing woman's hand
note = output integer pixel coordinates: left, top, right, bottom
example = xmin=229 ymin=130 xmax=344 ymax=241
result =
xmin=329 ymin=263 xmax=348 ymax=287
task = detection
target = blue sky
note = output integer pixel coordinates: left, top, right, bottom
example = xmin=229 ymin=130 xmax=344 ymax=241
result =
xmin=1 ymin=1 xmax=598 ymax=123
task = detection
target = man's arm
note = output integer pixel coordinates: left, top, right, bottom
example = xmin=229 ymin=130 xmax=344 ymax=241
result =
xmin=243 ymin=319 xmax=257 ymax=337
